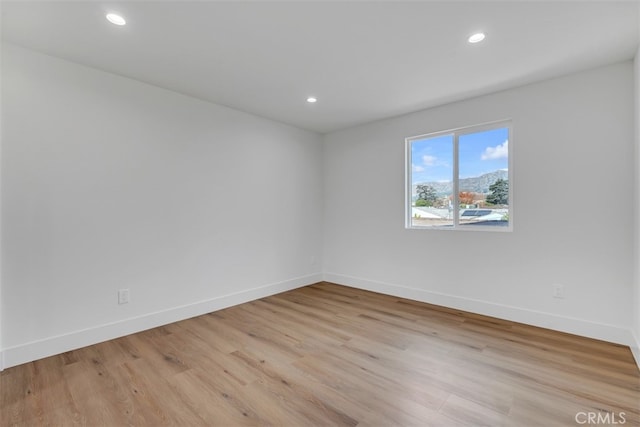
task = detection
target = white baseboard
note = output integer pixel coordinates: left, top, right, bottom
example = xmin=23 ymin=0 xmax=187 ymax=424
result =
xmin=4 ymin=272 xmax=637 ymax=372
xmin=323 ymin=272 xmax=636 ymax=348
xmin=1 ymin=273 xmax=322 ymax=371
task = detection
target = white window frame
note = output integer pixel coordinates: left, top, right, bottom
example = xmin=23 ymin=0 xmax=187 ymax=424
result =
xmin=405 ymin=120 xmax=513 ymax=232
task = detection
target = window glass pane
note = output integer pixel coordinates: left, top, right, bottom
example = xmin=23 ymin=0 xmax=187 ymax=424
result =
xmin=458 ymin=127 xmax=509 ymax=227
xmin=410 ymin=134 xmax=454 ymax=228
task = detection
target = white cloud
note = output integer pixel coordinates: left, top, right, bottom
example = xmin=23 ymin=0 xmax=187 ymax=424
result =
xmin=412 ymin=164 xmax=425 ymax=172
xmin=422 ymin=155 xmax=437 ymax=166
xmin=481 ymin=140 xmax=508 ymax=160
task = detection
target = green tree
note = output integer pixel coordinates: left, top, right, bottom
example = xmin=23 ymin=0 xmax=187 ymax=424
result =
xmin=486 ymin=179 xmax=508 ymax=205
xmin=415 ymin=184 xmax=437 ymax=206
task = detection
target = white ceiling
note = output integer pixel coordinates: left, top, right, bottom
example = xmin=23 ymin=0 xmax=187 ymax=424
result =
xmin=2 ymin=1 xmax=639 ymax=134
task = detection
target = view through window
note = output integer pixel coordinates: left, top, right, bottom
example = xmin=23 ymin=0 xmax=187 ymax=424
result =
xmin=406 ymin=121 xmax=511 ymax=230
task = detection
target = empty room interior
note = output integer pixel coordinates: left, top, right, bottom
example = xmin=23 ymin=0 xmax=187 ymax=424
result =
xmin=1 ymin=1 xmax=640 ymax=425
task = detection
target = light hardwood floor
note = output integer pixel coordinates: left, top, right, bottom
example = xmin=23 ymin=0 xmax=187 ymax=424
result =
xmin=2 ymin=282 xmax=639 ymax=426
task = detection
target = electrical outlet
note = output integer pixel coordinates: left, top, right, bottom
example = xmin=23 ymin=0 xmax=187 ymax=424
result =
xmin=118 ymin=289 xmax=130 ymax=305
xmin=552 ymin=284 xmax=565 ymax=299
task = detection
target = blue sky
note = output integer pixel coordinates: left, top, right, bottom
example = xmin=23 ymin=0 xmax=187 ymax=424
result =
xmin=411 ymin=127 xmax=509 ymax=183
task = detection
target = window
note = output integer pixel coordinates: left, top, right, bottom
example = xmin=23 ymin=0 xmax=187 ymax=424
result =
xmin=406 ymin=121 xmax=512 ymax=231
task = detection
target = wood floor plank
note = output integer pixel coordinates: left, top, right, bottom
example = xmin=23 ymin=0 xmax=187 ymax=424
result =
xmin=1 ymin=282 xmax=638 ymax=426
xmin=292 ymin=353 xmax=439 ymax=426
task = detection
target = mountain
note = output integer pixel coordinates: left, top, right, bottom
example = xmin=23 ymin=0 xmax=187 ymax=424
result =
xmin=413 ymin=170 xmax=508 ymax=195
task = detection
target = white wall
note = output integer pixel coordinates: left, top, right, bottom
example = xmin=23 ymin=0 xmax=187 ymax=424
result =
xmin=630 ymin=3 xmax=640 ymax=371
xmin=0 ymin=43 xmax=323 ymax=369
xmin=633 ymin=44 xmax=640 ymax=367
xmin=0 ymin=37 xmax=3 ymax=370
xmin=324 ymin=62 xmax=635 ymax=346
xmin=1 ymin=42 xmax=637 ymax=371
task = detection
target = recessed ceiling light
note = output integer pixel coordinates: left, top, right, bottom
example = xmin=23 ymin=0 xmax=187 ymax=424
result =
xmin=306 ymin=97 xmax=317 ymax=103
xmin=468 ymin=32 xmax=486 ymax=43
xmin=106 ymin=13 xmax=126 ymax=26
